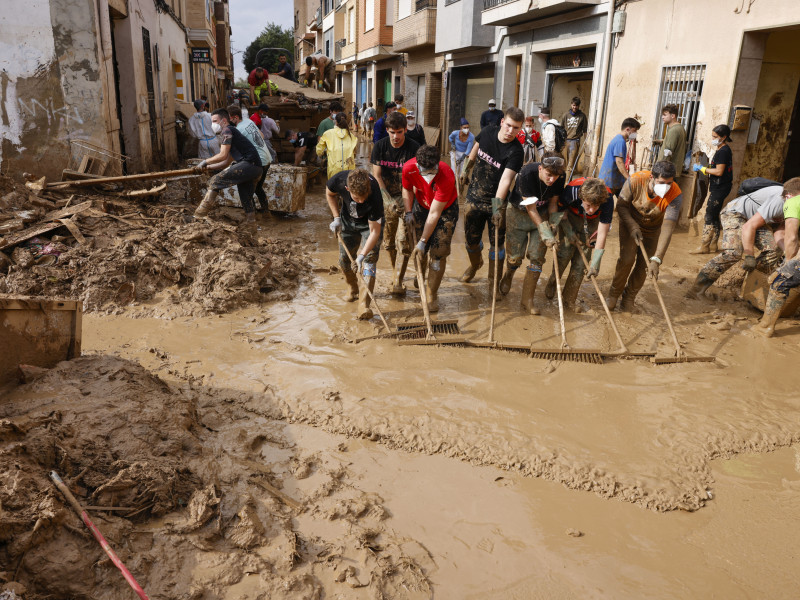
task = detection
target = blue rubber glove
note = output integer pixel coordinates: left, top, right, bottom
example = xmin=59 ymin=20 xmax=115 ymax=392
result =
xmin=692 ymin=163 xmax=702 ymax=172
xmin=588 ymin=248 xmax=604 ymax=278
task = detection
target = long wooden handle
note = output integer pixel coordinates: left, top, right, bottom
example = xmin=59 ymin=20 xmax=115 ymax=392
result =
xmin=48 ymin=168 xmax=199 ymax=188
xmin=574 ymin=239 xmax=628 ymax=353
xmin=551 ymin=244 xmax=569 ymax=349
xmin=409 ymin=229 xmax=435 ymax=340
xmin=488 ymin=223 xmax=499 ymax=343
xmin=636 ymin=239 xmax=682 ymax=355
xmin=337 ymin=232 xmax=392 ymax=334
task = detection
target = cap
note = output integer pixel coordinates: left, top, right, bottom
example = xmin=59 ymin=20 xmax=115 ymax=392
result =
xmin=460 ymin=117 xmax=469 ymax=126
xmin=488 ymin=99 xmax=496 ymax=106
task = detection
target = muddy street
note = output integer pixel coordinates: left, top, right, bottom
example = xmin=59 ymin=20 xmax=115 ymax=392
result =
xmin=3 ymin=152 xmax=800 ymax=598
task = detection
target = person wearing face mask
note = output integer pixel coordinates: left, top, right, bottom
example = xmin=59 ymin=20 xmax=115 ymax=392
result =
xmin=598 ymin=118 xmax=641 ymax=197
xmin=516 ymin=116 xmax=541 ymax=165
xmin=227 ymin=105 xmax=272 ymax=218
xmin=481 ymin=99 xmax=504 ymax=128
xmin=394 ymin=93 xmax=408 ymax=116
xmin=459 ymin=106 xmax=525 ymax=287
xmin=656 ymin=104 xmax=687 ymax=174
xmin=287 ymin=130 xmax=318 ymax=166
xmin=193 ymin=109 xmax=264 ymax=229
xmin=537 ymin=107 xmax=565 ymax=160
xmin=370 ymin=111 xmax=420 ymax=294
xmin=543 ymin=177 xmax=614 ymax=311
xmin=690 ymin=125 xmax=734 ymax=254
xmin=499 ymin=154 xmax=566 ymax=313
xmin=188 ymin=99 xmax=220 ymax=159
xmin=405 ymin=111 xmax=426 ymax=146
xmin=607 ymin=161 xmax=683 ymax=311
xmin=326 ymin=168 xmax=384 ymax=319
xmin=402 ymin=145 xmax=459 ymax=312
xmin=685 ymin=183 xmax=787 ymax=301
xmin=448 ymin=118 xmax=475 ymax=171
xmin=560 ymin=97 xmax=588 ymax=178
xmin=317 ymin=101 xmax=343 ymax=139
xmin=753 ymin=178 xmax=800 ymax=337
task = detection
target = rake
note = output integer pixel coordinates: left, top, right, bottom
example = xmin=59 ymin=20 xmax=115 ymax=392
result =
xmin=635 ymin=239 xmax=715 ymax=364
xmin=337 ymin=232 xmax=393 ymax=334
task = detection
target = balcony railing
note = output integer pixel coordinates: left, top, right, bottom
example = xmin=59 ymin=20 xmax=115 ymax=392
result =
xmin=415 ymin=0 xmax=435 ymax=9
xmin=483 ymin=0 xmax=515 ymax=8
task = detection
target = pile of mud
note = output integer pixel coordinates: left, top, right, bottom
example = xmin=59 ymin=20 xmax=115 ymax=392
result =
xmin=0 ymin=356 xmax=433 ymax=599
xmin=0 ymin=176 xmax=309 ymax=316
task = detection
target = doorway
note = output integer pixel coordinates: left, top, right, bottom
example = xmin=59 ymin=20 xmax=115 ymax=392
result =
xmin=783 ymin=79 xmax=800 ymax=180
xmin=546 ymin=70 xmax=593 ymax=120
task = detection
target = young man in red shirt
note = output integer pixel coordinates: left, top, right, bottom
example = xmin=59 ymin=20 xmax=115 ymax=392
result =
xmin=401 ymin=145 xmax=459 ymax=311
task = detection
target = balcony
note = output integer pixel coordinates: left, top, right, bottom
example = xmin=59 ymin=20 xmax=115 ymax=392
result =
xmin=393 ymin=3 xmax=437 ymax=51
xmin=481 ymin=0 xmax=600 ymax=27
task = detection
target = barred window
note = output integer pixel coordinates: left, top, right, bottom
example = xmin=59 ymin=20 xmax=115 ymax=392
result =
xmin=651 ymin=64 xmax=706 ymax=165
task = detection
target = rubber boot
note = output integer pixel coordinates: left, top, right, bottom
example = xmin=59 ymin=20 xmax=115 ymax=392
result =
xmin=460 ymin=247 xmax=484 ymax=283
xmin=619 ymin=290 xmax=637 ymax=312
xmin=605 ymin=295 xmax=619 ymax=310
xmin=357 ymin=276 xmax=375 ymax=320
xmin=388 ymin=248 xmax=397 ymax=271
xmin=685 ymin=272 xmax=715 ymax=300
xmin=414 ymin=255 xmax=427 ymax=289
xmin=342 ymin=269 xmax=359 ymax=302
xmin=520 ymin=267 xmax=541 ymax=315
xmin=194 ymin=189 xmax=218 ymax=218
xmin=544 ymin=271 xmax=557 ymax=300
xmin=689 ymin=224 xmax=713 ymax=254
xmin=241 ymin=212 xmax=257 ymax=236
xmin=426 ymin=257 xmax=446 ymax=313
xmin=498 ymin=264 xmax=518 ymax=296
xmin=561 ymin=267 xmax=583 ymax=312
xmin=487 ymin=252 xmax=504 ymax=292
xmin=710 ymin=226 xmax=720 ymax=253
xmin=391 ymin=255 xmax=410 ymax=296
xmin=753 ymin=289 xmax=786 ymax=337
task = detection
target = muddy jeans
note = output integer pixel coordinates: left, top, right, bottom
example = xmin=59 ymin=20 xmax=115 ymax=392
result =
xmin=554 ymin=211 xmax=596 ymax=287
xmin=565 ymin=139 xmax=581 ymax=176
xmin=505 ymin=204 xmax=547 ymax=268
xmin=704 ymin=184 xmax=730 ymax=229
xmin=413 ymin=200 xmax=459 ymax=260
xmin=772 ymin=258 xmax=800 ymax=298
xmin=698 ymin=210 xmax=781 ymax=282
xmin=210 ymin=160 xmax=263 ymax=214
xmin=339 ymin=218 xmax=382 ymax=276
xmin=463 ymin=199 xmax=505 ymax=256
xmin=254 ymin=164 xmax=270 ymax=211
xmin=609 ymin=220 xmax=659 ymax=300
xmin=383 ymin=193 xmax=410 ymax=256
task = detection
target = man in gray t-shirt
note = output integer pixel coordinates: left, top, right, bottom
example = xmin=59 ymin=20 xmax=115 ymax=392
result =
xmin=687 ymin=185 xmax=786 ymax=298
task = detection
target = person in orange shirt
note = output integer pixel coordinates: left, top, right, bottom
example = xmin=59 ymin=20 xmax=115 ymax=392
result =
xmin=607 ymin=161 xmax=683 ymax=311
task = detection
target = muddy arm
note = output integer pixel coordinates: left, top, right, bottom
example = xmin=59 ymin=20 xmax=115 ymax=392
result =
xmin=614 ymin=181 xmax=639 ymax=233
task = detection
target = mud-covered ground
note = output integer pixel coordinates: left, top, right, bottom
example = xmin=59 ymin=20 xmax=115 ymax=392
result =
xmin=2 ymin=146 xmax=800 ymax=598
xmin=0 ymin=176 xmax=310 ymax=317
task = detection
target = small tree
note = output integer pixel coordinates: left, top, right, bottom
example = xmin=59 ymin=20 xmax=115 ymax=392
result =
xmin=243 ymin=23 xmax=294 ymax=75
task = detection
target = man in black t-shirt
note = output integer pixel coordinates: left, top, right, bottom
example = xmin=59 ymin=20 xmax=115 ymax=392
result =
xmin=194 ymin=108 xmax=263 ymax=233
xmin=459 ymin=106 xmax=524 ymax=287
xmin=500 ymin=156 xmax=566 ymax=313
xmin=326 ymin=169 xmax=385 ymax=320
xmin=371 ymin=111 xmax=420 ymax=295
xmin=288 ymin=130 xmax=318 ymax=166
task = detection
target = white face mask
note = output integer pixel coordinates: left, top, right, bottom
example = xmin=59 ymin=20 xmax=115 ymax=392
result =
xmin=628 ymin=132 xmax=638 ymax=141
xmin=421 ymin=169 xmax=437 ymax=184
xmin=653 ymin=183 xmax=670 ymax=198
xmin=524 ymin=126 xmax=533 ymax=133
xmin=538 ymin=117 xmax=544 ymax=124
xmin=711 ymin=138 xmax=720 ymax=147
xmin=211 ymin=122 xmax=222 ymax=134
xmin=461 ymin=127 xmax=469 ymax=133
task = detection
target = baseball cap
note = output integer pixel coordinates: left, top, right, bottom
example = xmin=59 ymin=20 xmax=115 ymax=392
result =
xmin=488 ymin=99 xmax=496 ymax=106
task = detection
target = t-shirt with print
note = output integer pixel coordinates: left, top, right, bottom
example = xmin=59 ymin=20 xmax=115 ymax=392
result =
xmin=599 ymin=134 xmax=627 ymax=190
xmin=560 ymin=110 xmax=587 ymax=140
xmin=236 ymin=118 xmax=270 ymax=166
xmin=466 ymin=125 xmax=524 ymax=206
xmin=784 ymin=195 xmax=800 ymax=222
xmin=559 ymin=177 xmax=614 ymax=225
xmin=725 ymin=186 xmax=785 ymax=224
xmin=709 ymin=144 xmax=733 ymax=191
xmin=508 ymin=162 xmax=565 ymax=211
xmin=327 ymin=170 xmax=384 ymax=227
xmin=220 ymin=124 xmax=260 ymax=165
xmin=370 ymin=136 xmax=420 ymax=198
xmin=402 ymin=159 xmax=458 ymax=211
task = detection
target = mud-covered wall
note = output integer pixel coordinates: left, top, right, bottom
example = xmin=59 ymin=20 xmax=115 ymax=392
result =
xmin=0 ymin=0 xmax=113 ymax=181
xmin=738 ymin=30 xmax=800 ymax=182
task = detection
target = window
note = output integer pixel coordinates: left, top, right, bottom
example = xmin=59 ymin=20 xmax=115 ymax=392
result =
xmin=365 ymin=0 xmax=374 ymax=31
xmin=398 ymin=0 xmax=411 ymax=19
xmin=348 ymin=8 xmax=355 ymax=42
xmin=324 ymin=0 xmax=334 ymax=15
xmin=652 ymin=64 xmax=706 ymax=163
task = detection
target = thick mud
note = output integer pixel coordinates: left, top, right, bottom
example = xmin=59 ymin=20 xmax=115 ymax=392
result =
xmin=3 ymin=145 xmax=800 ymax=598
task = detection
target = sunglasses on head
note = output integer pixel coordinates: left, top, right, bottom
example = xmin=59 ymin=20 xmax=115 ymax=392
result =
xmin=542 ymin=157 xmax=565 ymax=167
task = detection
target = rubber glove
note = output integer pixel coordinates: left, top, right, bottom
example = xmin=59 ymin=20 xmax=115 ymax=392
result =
xmin=329 ymin=217 xmax=341 ymax=234
xmin=742 ymin=254 xmax=757 ymax=272
xmin=491 ymin=197 xmax=504 ymax=226
xmin=648 ymin=258 xmax=660 ymax=279
xmin=588 ymin=248 xmax=604 ymax=278
xmin=692 ymin=163 xmax=702 ymax=172
xmin=404 ymin=211 xmax=416 ymax=226
xmin=351 ymin=253 xmax=365 ymax=273
xmin=663 ymin=148 xmax=673 ymax=157
xmin=415 ymin=239 xmax=426 ymax=253
xmin=537 ymin=221 xmax=556 ymax=247
xmin=631 ymin=228 xmax=643 ymax=245
xmin=555 ymin=212 xmax=578 ymax=245
xmin=193 ymin=160 xmax=207 ymax=173
xmin=459 ymin=157 xmax=474 ymax=188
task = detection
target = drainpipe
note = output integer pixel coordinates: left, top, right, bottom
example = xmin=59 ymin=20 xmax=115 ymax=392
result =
xmin=587 ymin=0 xmax=615 ymax=174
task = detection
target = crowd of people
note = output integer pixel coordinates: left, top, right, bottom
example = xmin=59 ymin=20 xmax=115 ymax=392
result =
xmin=187 ymin=82 xmax=800 ymax=338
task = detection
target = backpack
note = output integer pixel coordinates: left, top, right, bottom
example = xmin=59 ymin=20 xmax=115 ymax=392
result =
xmin=737 ymin=177 xmax=781 ymax=196
xmin=552 ymin=123 xmax=567 ymax=153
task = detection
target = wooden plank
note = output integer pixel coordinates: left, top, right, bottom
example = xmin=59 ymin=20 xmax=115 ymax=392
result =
xmin=59 ymin=218 xmax=86 ymax=245
xmin=0 ymin=298 xmax=80 ymax=311
xmin=0 ymin=221 xmax=64 ymax=250
xmin=43 ymin=200 xmax=93 ymax=222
